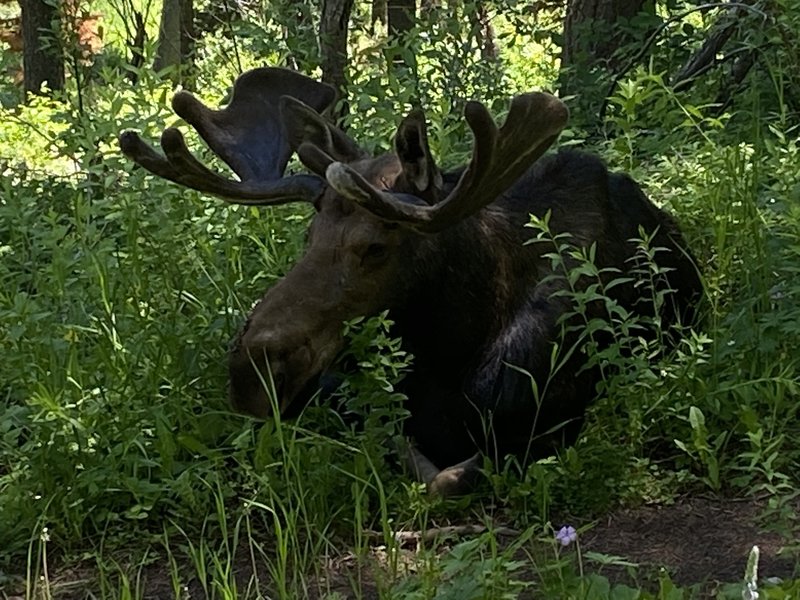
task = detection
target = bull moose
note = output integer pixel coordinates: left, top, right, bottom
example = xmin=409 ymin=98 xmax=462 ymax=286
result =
xmin=119 ymin=67 xmax=701 ymax=495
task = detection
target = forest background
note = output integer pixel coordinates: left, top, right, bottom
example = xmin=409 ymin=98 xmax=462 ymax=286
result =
xmin=1 ymin=0 xmax=799 ymax=597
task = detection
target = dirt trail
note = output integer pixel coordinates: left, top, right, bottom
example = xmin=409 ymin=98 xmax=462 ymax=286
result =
xmin=582 ymin=496 xmax=797 ymax=586
xmin=5 ymin=497 xmax=797 ymax=599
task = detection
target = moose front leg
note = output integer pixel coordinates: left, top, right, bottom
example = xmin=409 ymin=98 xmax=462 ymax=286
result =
xmin=397 ymin=438 xmax=483 ymax=497
xmin=428 ymin=453 xmax=483 ymax=496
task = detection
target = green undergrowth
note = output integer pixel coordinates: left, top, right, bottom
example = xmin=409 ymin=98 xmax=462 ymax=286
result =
xmin=2 ymin=3 xmax=799 ymax=597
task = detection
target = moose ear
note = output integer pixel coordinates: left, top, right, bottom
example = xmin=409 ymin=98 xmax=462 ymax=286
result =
xmin=280 ymin=96 xmax=364 ymax=175
xmin=394 ymin=109 xmax=442 ymax=199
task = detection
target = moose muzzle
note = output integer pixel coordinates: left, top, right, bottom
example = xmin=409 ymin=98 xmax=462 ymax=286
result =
xmin=228 ymin=311 xmax=344 ymax=419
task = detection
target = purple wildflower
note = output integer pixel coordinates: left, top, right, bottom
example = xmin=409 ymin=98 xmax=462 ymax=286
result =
xmin=556 ymin=525 xmax=577 ymax=547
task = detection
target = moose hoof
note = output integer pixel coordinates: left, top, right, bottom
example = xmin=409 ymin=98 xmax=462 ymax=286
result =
xmin=427 ymin=453 xmax=483 ymax=498
xmin=395 ymin=439 xmax=484 ymax=497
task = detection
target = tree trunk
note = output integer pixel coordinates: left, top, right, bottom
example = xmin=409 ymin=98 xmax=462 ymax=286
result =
xmin=387 ymin=0 xmax=415 ymax=73
xmin=471 ymin=1 xmax=498 ymax=61
xmin=714 ymin=49 xmax=757 ymax=113
xmin=196 ymin=0 xmax=242 ymax=36
xmin=21 ymin=0 xmax=64 ymax=96
xmin=561 ymin=0 xmax=651 ymax=77
xmin=388 ymin=0 xmax=415 ymax=37
xmin=671 ymin=1 xmax=746 ymax=93
xmin=179 ymin=0 xmax=195 ymax=78
xmin=371 ymin=0 xmax=387 ymax=31
xmin=154 ymin=0 xmax=180 ymax=72
xmin=559 ymin=0 xmax=653 ymax=123
xmin=127 ymin=11 xmax=146 ymax=82
xmin=154 ymin=0 xmax=195 ymax=86
xmin=319 ymin=0 xmax=354 ymax=123
xmin=419 ymin=0 xmax=440 ymax=15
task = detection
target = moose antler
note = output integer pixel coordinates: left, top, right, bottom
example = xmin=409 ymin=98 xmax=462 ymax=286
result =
xmin=119 ymin=67 xmax=337 ymax=204
xmin=325 ymin=92 xmax=569 ymax=232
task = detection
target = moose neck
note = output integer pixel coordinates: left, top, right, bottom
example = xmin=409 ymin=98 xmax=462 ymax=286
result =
xmin=391 ymin=207 xmax=527 ymax=370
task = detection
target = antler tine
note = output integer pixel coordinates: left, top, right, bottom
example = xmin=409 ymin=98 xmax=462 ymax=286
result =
xmin=161 ymin=127 xmax=326 ymax=202
xmin=160 ymin=127 xmax=215 ymax=181
xmin=119 ymin=67 xmax=337 ymax=204
xmin=327 ymin=93 xmax=569 ymax=232
xmin=429 ymin=93 xmax=567 ymax=227
xmin=119 ymin=130 xmax=188 ymax=183
xmin=119 ymin=128 xmax=325 ymax=203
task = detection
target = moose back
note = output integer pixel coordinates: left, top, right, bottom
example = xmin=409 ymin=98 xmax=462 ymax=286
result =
xmin=120 ymin=67 xmax=701 ymax=494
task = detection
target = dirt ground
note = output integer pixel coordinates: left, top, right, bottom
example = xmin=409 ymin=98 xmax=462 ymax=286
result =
xmin=309 ymin=496 xmax=799 ymax=598
xmin=581 ymin=496 xmax=797 ymax=587
xmin=5 ymin=496 xmax=797 ymax=599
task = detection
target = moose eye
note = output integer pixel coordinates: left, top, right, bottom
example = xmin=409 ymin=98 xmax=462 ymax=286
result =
xmin=362 ymin=243 xmax=389 ymax=262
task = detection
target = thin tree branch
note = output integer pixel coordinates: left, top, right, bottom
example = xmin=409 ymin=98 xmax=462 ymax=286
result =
xmin=597 ymin=2 xmax=768 ymax=123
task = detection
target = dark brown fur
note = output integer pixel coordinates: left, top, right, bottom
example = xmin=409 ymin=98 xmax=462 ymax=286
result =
xmin=230 ymin=149 xmax=702 ymax=469
xmin=119 ymin=67 xmax=701 ymax=484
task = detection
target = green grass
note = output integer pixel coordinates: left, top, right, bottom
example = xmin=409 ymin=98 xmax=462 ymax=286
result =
xmin=1 ymin=2 xmax=799 ymax=598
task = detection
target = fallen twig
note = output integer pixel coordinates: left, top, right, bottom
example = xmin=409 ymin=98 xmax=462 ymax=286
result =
xmin=366 ymin=524 xmax=521 ymax=546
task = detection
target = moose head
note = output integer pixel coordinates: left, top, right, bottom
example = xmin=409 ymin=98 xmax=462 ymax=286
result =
xmin=120 ymin=67 xmax=569 ymax=420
